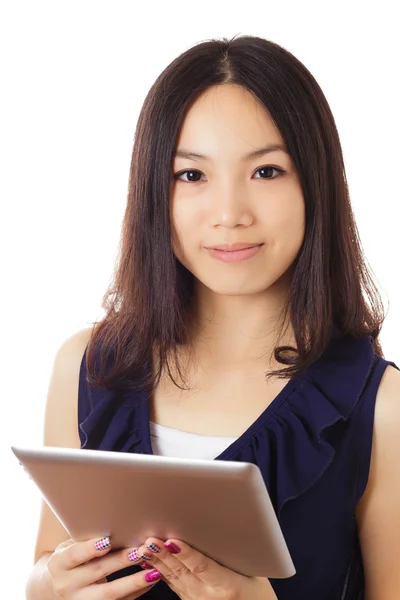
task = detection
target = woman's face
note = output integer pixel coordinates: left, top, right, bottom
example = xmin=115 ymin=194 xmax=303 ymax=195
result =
xmin=170 ymin=83 xmax=305 ymax=296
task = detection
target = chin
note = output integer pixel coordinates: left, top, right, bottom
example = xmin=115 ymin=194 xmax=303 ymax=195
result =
xmin=191 ymin=264 xmax=293 ymax=297
xmin=199 ymin=279 xmax=273 ymax=297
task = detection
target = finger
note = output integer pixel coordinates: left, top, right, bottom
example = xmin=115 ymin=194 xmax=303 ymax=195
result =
xmin=162 ymin=538 xmax=237 ymax=586
xmin=50 ymin=536 xmax=112 ymax=572
xmin=135 ymin=538 xmax=191 ymax=583
xmin=55 ymin=538 xmax=75 ymax=551
xmin=94 ymin=568 xmax=162 ymax=597
xmin=69 ymin=540 xmax=169 ymax=589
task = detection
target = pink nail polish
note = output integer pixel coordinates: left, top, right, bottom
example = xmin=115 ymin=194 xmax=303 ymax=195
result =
xmin=146 ymin=542 xmax=162 ymax=553
xmin=95 ymin=537 xmax=111 ymax=551
xmin=128 ymin=548 xmax=141 ymax=561
xmin=145 ymin=569 xmax=162 ymax=583
xmin=164 ymin=541 xmax=181 ymax=554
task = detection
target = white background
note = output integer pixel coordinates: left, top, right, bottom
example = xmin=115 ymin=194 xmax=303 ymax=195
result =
xmin=1 ymin=1 xmax=399 ymax=597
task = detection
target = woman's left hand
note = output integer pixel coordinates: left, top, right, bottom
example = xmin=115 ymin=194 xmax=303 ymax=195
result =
xmin=132 ymin=537 xmax=277 ymax=599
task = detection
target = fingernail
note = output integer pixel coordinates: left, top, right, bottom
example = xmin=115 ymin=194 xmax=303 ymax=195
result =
xmin=164 ymin=541 xmax=181 ymax=554
xmin=140 ymin=551 xmax=153 ymax=560
xmin=95 ymin=537 xmax=111 ymax=551
xmin=146 ymin=542 xmax=162 ymax=554
xmin=145 ymin=569 xmax=162 ymax=583
xmin=127 ymin=548 xmax=141 ymax=561
xmin=140 ymin=561 xmax=152 ymax=569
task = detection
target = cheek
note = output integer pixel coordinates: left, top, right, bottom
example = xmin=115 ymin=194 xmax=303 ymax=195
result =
xmin=279 ymin=207 xmax=305 ymax=240
xmin=264 ymin=200 xmax=305 ymax=258
xmin=171 ymin=202 xmax=203 ymax=253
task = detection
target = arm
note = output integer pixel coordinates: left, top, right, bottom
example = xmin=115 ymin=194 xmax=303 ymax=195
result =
xmin=25 ymin=327 xmax=93 ymax=600
xmin=355 ymin=365 xmax=400 ymax=600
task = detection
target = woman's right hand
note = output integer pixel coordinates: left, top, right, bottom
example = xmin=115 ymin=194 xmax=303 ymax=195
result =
xmin=46 ymin=536 xmax=161 ymax=599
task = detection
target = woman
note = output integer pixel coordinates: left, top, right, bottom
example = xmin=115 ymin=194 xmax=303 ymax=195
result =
xmin=26 ymin=35 xmax=400 ymax=599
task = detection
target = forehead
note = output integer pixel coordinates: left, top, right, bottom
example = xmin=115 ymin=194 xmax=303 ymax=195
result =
xmin=174 ymin=84 xmax=283 ymax=156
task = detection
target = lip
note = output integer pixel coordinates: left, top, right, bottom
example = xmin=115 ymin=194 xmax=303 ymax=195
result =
xmin=206 ymin=242 xmax=262 ymax=251
xmin=205 ymin=243 xmax=263 ymax=263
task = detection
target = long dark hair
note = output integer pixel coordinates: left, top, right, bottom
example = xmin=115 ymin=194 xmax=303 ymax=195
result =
xmin=85 ymin=34 xmax=386 ymax=393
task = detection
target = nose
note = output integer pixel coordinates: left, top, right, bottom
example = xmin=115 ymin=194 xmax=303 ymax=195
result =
xmin=208 ymin=182 xmax=254 ymax=228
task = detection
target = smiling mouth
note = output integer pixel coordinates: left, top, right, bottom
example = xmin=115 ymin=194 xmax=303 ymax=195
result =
xmin=205 ymin=244 xmax=263 ymax=263
xmin=206 ymin=243 xmax=263 ymax=252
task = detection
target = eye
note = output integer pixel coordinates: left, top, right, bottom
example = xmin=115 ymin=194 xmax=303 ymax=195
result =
xmin=173 ymin=169 xmax=205 ymax=183
xmin=253 ymin=166 xmax=285 ymax=180
xmin=172 ymin=166 xmax=285 ymax=183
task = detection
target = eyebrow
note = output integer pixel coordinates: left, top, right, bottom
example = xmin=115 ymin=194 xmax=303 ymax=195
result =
xmin=173 ymin=143 xmax=290 ymax=162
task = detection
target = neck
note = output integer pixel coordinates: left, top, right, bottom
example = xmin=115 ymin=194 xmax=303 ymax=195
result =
xmin=185 ymin=277 xmax=295 ymax=371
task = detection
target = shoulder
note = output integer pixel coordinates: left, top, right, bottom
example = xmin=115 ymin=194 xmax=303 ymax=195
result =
xmin=374 ymin=363 xmax=400 ymax=436
xmin=43 ymin=326 xmax=93 ymax=447
xmin=369 ymin=363 xmax=400 ymax=482
xmin=354 ymin=363 xmax=400 ymax=596
xmin=48 ymin=326 xmax=93 ymax=397
xmin=363 ymin=363 xmax=400 ymax=485
xmin=49 ymin=326 xmax=94 ymax=387
xmin=54 ymin=326 xmax=93 ymax=366
xmin=354 ymin=362 xmax=400 ymax=510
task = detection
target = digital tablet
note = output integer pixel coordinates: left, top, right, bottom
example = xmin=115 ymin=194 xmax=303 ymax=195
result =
xmin=11 ymin=445 xmax=295 ymax=579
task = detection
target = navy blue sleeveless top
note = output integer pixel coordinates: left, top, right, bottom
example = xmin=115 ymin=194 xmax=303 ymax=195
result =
xmin=78 ymin=333 xmax=399 ymax=599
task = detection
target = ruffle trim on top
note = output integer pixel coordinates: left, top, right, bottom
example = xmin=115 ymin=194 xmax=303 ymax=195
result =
xmin=79 ymin=334 xmax=377 ymax=518
xmin=220 ymin=334 xmax=376 ymax=519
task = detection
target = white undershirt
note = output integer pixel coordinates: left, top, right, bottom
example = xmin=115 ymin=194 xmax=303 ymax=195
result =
xmin=149 ymin=421 xmax=238 ymax=460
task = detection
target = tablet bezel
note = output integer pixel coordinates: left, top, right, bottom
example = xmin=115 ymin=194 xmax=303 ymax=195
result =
xmin=12 ymin=445 xmax=295 ymax=579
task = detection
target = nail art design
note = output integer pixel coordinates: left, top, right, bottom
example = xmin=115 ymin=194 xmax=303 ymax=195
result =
xmin=145 ymin=569 xmax=162 ymax=583
xmin=164 ymin=541 xmax=181 ymax=554
xmin=146 ymin=542 xmax=162 ymax=553
xmin=140 ymin=551 xmax=153 ymax=560
xmin=128 ymin=548 xmax=141 ymax=561
xmin=95 ymin=537 xmax=111 ymax=551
